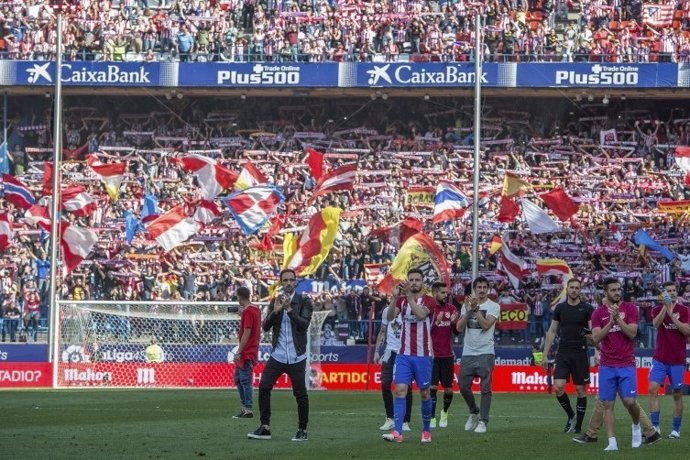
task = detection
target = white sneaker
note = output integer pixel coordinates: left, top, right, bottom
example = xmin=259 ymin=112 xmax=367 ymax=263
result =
xmin=668 ymin=430 xmax=680 ymax=439
xmin=474 ymin=421 xmax=487 ymax=433
xmin=604 ymin=444 xmax=619 ymax=451
xmin=402 ymin=422 xmax=411 ymax=432
xmin=632 ymin=424 xmax=642 ymax=448
xmin=379 ymin=418 xmax=394 ymax=431
xmin=465 ymin=413 xmax=479 ymax=432
xmin=429 ymin=417 xmax=437 ymax=428
xmin=439 ymin=410 xmax=448 ymax=428
xmin=653 ymin=425 xmax=661 ymax=434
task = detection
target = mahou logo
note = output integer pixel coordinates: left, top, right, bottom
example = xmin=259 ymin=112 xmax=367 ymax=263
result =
xmin=64 ymin=368 xmax=112 ymax=382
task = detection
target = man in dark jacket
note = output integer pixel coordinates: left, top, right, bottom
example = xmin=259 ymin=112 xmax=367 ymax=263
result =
xmin=248 ymin=269 xmax=313 ymax=442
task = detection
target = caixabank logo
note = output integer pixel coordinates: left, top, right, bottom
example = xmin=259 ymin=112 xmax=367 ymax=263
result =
xmin=22 ymin=62 xmax=154 ymax=85
xmin=555 ymin=64 xmax=639 ymax=86
xmin=366 ymin=63 xmax=487 ymax=86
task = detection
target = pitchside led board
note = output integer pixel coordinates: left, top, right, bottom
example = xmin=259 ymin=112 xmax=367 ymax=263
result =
xmin=0 ymin=61 xmax=688 ymax=88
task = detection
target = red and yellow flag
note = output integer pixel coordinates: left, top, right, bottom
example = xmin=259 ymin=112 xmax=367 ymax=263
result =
xmin=406 ymin=186 xmax=436 ymax=208
xmin=282 ymin=206 xmax=341 ymax=276
xmin=489 ymin=235 xmax=503 ymax=255
xmin=502 ymin=172 xmax=530 ymax=197
xmin=86 ymin=155 xmax=127 ymax=201
xmin=656 ymin=200 xmax=690 ymax=214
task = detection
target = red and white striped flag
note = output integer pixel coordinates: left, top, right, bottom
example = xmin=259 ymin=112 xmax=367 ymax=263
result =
xmin=148 ymin=205 xmax=200 ymax=252
xmin=498 ymin=244 xmax=529 ymax=289
xmin=61 ymin=186 xmax=98 ymax=217
xmin=676 ymin=146 xmax=690 ymax=187
xmin=642 ymin=4 xmax=673 ymax=27
xmin=364 ymin=263 xmax=389 ymax=286
xmin=60 ymin=223 xmax=98 ymax=272
xmin=310 ymin=163 xmax=357 ymax=202
xmin=0 ymin=213 xmax=13 ymax=250
xmin=234 ymin=162 xmax=268 ymax=191
xmin=86 ymin=155 xmax=127 ymax=202
xmin=174 ymin=154 xmax=238 ymax=199
xmin=194 ymin=199 xmax=220 ymax=224
xmin=24 ymin=205 xmax=51 ymax=231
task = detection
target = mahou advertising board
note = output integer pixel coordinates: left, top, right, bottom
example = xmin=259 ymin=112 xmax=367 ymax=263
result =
xmin=3 ymin=362 xmax=688 ymax=393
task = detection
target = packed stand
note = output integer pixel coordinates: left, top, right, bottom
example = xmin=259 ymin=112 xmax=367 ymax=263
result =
xmin=2 ymin=1 xmax=690 ymax=63
xmin=1 ymin=95 xmax=690 ymax=347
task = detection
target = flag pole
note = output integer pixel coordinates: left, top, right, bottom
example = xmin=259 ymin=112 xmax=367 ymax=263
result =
xmin=471 ymin=12 xmax=483 ymax=281
xmin=48 ymin=6 xmax=64 ymax=376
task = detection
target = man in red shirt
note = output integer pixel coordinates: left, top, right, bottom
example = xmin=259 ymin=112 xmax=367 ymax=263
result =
xmin=233 ymin=286 xmax=261 ymax=419
xmin=429 ymin=281 xmax=458 ymax=429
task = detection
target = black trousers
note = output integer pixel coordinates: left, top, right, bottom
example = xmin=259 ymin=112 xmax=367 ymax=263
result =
xmin=259 ymin=356 xmax=309 ymax=430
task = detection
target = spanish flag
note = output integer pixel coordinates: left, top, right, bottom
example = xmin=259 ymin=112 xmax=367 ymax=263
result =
xmin=656 ymin=200 xmax=690 ymax=214
xmin=502 ymin=171 xmax=530 ymax=197
xmin=378 ymin=232 xmax=450 ymax=294
xmin=489 ymin=235 xmax=503 ymax=255
xmin=282 ymin=206 xmax=341 ymax=276
xmin=86 ymin=155 xmax=127 ymax=202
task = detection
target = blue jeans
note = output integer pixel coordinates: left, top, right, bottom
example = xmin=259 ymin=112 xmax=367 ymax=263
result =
xmin=235 ymin=359 xmax=254 ymax=409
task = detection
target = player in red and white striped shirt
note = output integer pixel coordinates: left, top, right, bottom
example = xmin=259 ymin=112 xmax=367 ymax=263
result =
xmin=382 ymin=269 xmax=437 ymax=444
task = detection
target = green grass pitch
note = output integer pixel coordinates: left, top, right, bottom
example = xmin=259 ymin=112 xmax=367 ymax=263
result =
xmin=2 ymin=390 xmax=688 ymax=459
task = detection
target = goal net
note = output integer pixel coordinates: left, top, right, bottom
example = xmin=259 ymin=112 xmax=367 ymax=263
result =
xmin=54 ymin=301 xmax=331 ymax=389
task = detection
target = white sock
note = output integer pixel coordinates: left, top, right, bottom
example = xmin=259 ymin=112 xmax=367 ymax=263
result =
xmin=632 ymin=423 xmax=641 ymax=432
xmin=607 ymin=437 xmax=618 ymax=447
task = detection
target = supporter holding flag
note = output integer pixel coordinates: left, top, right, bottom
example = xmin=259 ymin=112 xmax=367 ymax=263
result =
xmin=309 ymin=163 xmax=357 ymax=203
xmin=173 ymin=154 xmax=238 ymax=199
xmin=539 ymin=188 xmax=579 ymax=221
xmin=141 ymin=193 xmax=160 ymax=224
xmin=61 ymin=186 xmax=97 ymax=217
xmin=0 ymin=213 xmax=13 ymax=250
xmin=60 ymin=223 xmax=98 ymax=272
xmin=675 ymin=146 xmax=690 ymax=187
xmin=147 ymin=205 xmax=200 ymax=252
xmin=0 ymin=142 xmax=9 ymax=175
xmin=225 ymin=185 xmax=285 ymax=236
xmin=86 ymin=155 xmax=127 ymax=202
xmin=432 ymin=181 xmax=470 ymax=224
xmin=194 ymin=199 xmax=221 ymax=225
xmin=1 ymin=174 xmax=35 ymax=209
xmin=305 ymin=147 xmax=324 ymax=181
xmin=235 ymin=162 xmax=269 ymax=191
xmin=283 ymin=206 xmax=341 ymax=276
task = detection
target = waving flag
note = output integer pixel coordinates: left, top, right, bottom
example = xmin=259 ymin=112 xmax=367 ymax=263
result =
xmin=407 ymin=185 xmax=436 ymax=208
xmin=498 ymin=244 xmax=528 ymax=289
xmin=364 ymin=263 xmax=390 ymax=286
xmin=521 ymin=198 xmax=560 ymax=234
xmin=310 ymin=163 xmax=357 ymax=202
xmin=61 ymin=186 xmax=97 ymax=217
xmin=194 ymin=199 xmax=220 ymax=224
xmin=174 ymin=154 xmax=237 ymax=199
xmin=305 ymin=147 xmax=324 ymax=180
xmin=539 ymin=188 xmax=579 ymax=221
xmin=634 ymin=229 xmax=675 ymax=261
xmin=234 ymin=162 xmax=268 ymax=191
xmin=497 ymin=195 xmax=520 ymax=223
xmin=141 ymin=193 xmax=160 ymax=224
xmin=86 ymin=155 xmax=127 ymax=201
xmin=432 ymin=181 xmax=470 ymax=224
xmin=283 ymin=206 xmax=341 ymax=275
xmin=369 ymin=217 xmax=423 ymax=248
xmin=676 ymin=146 xmax=690 ymax=186
xmin=124 ymin=210 xmax=144 ymax=245
xmin=60 ymin=223 xmax=98 ymax=272
xmin=489 ymin=235 xmax=503 ymax=255
xmin=42 ymin=161 xmax=59 ymax=196
xmin=502 ymin=171 xmax=530 ymax=197
xmin=1 ymin=174 xmax=35 ymax=209
xmin=24 ymin=205 xmax=51 ymax=231
xmin=0 ymin=213 xmax=13 ymax=250
xmin=656 ymin=200 xmax=690 ymax=214
xmin=225 ymin=185 xmax=285 ymax=235
xmin=642 ymin=4 xmax=673 ymax=27
xmin=377 ymin=231 xmax=450 ymax=295
xmin=537 ymin=258 xmax=574 ymax=307
xmin=148 ymin=205 xmax=200 ymax=252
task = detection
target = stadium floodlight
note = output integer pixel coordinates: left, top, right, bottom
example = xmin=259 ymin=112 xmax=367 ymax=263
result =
xmin=602 ymin=95 xmax=609 ymax=105
xmin=176 ymin=92 xmax=183 ymax=100
xmin=424 ymin=94 xmax=430 ymax=100
xmin=381 ymin=93 xmax=389 ymax=100
xmin=370 ymin=93 xmax=376 ymax=100
xmin=587 ymin=94 xmax=594 ymax=102
xmin=575 ymin=94 xmax=582 ymax=102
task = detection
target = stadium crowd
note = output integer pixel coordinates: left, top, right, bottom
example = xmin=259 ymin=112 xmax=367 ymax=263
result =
xmin=1 ymin=1 xmax=690 ymax=63
xmin=1 ymin=94 xmax=690 ymax=347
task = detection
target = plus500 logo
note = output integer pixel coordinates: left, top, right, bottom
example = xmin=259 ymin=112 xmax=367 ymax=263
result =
xmin=217 ymin=64 xmax=300 ymax=85
xmin=555 ymin=65 xmax=639 ymax=85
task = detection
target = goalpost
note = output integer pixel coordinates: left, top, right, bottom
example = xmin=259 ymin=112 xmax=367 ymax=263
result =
xmin=53 ymin=300 xmax=332 ymax=389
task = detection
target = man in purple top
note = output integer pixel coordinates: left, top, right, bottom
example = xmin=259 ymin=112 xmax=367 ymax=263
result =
xmin=649 ymin=281 xmax=690 ymax=439
xmin=591 ymin=278 xmax=641 ymax=451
